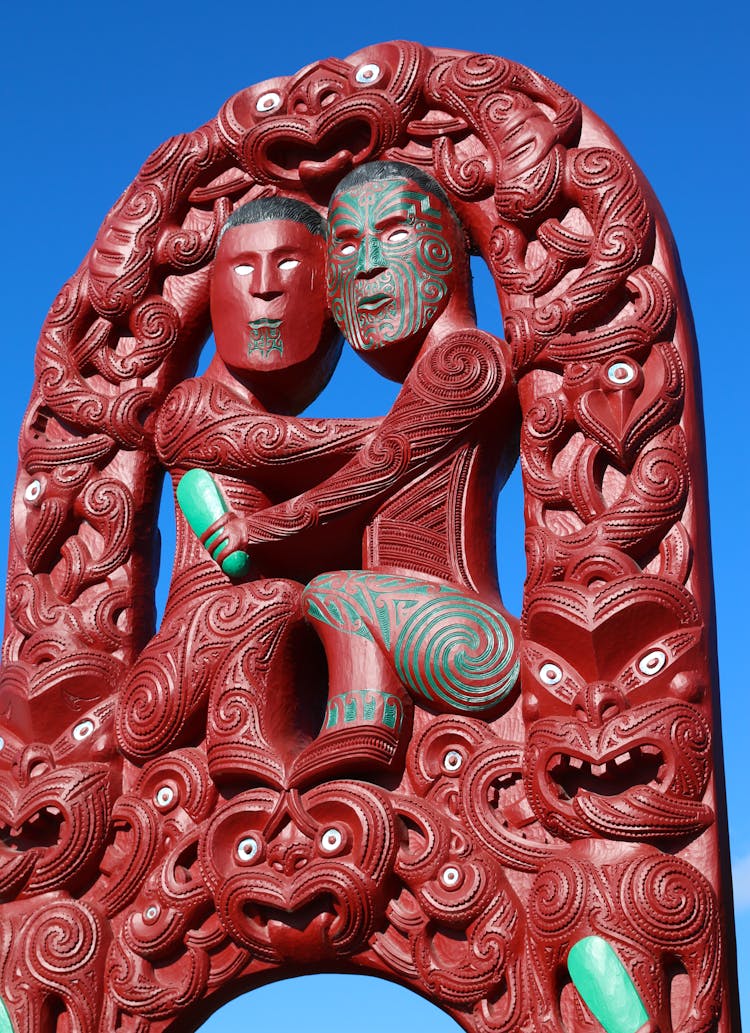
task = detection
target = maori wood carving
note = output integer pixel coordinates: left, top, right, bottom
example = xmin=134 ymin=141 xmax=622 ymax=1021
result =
xmin=0 ymin=41 xmax=736 ymax=1032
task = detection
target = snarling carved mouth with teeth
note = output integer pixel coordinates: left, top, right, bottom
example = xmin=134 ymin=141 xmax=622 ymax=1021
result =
xmin=0 ymin=747 xmax=112 ymax=900
xmin=520 ymin=575 xmax=713 ymax=841
xmin=525 ymin=699 xmax=712 ymax=840
xmin=200 ymin=782 xmax=396 ymax=963
xmin=218 ymin=43 xmax=428 ymax=202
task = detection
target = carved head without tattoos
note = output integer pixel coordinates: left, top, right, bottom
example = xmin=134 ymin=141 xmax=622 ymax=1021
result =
xmin=520 ymin=574 xmax=713 ymax=842
xmin=211 ymin=197 xmax=342 ymax=413
xmin=327 ymin=161 xmax=472 ymax=381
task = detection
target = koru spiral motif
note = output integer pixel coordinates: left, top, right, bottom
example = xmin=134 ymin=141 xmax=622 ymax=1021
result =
xmin=0 ymin=40 xmax=735 ymax=1033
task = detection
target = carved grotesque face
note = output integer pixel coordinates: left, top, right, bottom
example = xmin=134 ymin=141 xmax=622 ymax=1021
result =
xmin=211 ymin=219 xmax=330 ymax=375
xmin=327 ymin=177 xmax=456 ymax=354
xmin=200 ymin=782 xmax=396 ymax=964
xmin=520 ymin=577 xmax=712 ymax=842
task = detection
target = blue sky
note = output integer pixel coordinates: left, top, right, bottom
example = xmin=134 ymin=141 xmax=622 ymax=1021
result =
xmin=1 ymin=0 xmax=748 ymax=1027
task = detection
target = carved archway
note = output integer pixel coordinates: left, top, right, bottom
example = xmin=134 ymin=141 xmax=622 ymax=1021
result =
xmin=0 ymin=42 xmax=736 ymax=1032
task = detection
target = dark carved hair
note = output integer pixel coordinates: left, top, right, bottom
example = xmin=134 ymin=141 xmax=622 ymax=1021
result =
xmin=330 ymin=161 xmax=459 ymax=226
xmin=219 ymin=197 xmax=326 ymax=242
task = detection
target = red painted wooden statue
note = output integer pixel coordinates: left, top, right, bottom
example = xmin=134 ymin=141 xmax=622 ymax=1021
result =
xmin=0 ymin=41 xmax=737 ymax=1033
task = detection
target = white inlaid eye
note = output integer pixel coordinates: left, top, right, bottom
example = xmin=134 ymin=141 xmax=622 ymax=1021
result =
xmin=638 ymin=649 xmax=667 ymax=676
xmin=24 ymin=479 xmax=42 ymax=502
xmin=0 ymin=737 xmax=5 ymax=752
xmin=339 ymin=242 xmax=356 ymax=255
xmin=256 ymin=91 xmax=281 ymax=112
xmin=320 ymin=828 xmax=343 ymax=853
xmin=72 ymin=720 xmax=95 ymax=741
xmin=442 ymin=749 xmax=463 ymax=773
xmin=234 ymin=264 xmax=254 ymax=276
xmin=355 ymin=63 xmax=381 ymax=84
xmin=278 ymin=258 xmax=300 ymax=270
xmin=606 ymin=360 xmax=636 ymax=385
xmin=539 ymin=662 xmax=563 ymax=686
xmin=155 ymin=785 xmax=175 ymax=809
xmin=143 ymin=904 xmax=160 ymax=922
xmin=237 ymin=836 xmax=260 ymax=862
xmin=387 ymin=228 xmax=409 ymax=243
xmin=440 ymin=865 xmax=462 ymax=888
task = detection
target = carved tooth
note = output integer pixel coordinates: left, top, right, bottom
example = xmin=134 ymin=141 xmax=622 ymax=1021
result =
xmin=568 ymin=756 xmax=584 ymax=770
xmin=614 ymin=751 xmax=632 ymax=766
xmin=590 ymin=763 xmax=606 ymax=777
xmin=641 ymin=744 xmax=660 ymax=757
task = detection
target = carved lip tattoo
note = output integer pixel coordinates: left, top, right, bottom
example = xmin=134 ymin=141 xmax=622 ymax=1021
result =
xmin=247 ymin=318 xmax=284 ymax=358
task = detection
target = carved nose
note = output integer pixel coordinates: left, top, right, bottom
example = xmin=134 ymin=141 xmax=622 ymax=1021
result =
xmin=268 ymin=843 xmax=311 ymax=876
xmin=573 ymin=682 xmax=627 ymax=727
xmin=250 ymin=289 xmax=282 ymax=301
xmin=355 ymin=236 xmax=386 ymax=278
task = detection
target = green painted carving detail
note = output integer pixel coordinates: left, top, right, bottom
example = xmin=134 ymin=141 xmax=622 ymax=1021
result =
xmin=305 ymin=571 xmax=517 ymax=713
xmin=394 ymin=595 xmax=517 ymax=711
xmin=382 ymin=699 xmax=399 ymax=729
xmin=328 ymin=178 xmax=453 ymax=351
xmin=176 ymin=469 xmax=251 ymax=578
xmin=0 ymin=997 xmax=14 ymax=1033
xmin=567 ymin=936 xmax=649 ymax=1033
xmin=325 ymin=690 xmax=403 ymax=732
xmin=247 ymin=318 xmax=283 ymax=357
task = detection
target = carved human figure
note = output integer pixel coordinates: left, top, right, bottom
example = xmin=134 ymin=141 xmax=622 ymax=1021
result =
xmin=206 ymin=163 xmax=521 ymax=784
xmin=115 ymin=198 xmax=378 ymax=781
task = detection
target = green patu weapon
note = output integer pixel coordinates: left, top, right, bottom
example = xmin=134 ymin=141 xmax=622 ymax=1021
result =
xmin=567 ymin=936 xmax=652 ymax=1033
xmin=176 ymin=469 xmax=251 ymax=579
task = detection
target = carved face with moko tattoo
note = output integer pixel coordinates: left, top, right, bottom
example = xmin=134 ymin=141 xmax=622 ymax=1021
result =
xmin=327 ymin=162 xmax=465 ymax=375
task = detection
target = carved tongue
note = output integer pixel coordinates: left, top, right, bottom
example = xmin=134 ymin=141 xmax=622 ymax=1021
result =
xmin=299 ymin=149 xmax=353 ymax=189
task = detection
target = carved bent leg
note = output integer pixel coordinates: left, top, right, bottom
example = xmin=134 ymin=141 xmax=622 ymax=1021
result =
xmin=117 ymin=578 xmax=325 ymax=775
xmin=303 ymin=570 xmax=519 ymax=713
xmin=206 ymin=578 xmax=327 ymax=787
xmin=290 ymin=570 xmax=519 ymax=786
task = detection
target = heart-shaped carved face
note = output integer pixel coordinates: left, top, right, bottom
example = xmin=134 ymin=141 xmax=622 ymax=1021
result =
xmin=199 ymin=782 xmax=396 ymax=963
xmin=520 ymin=575 xmax=712 ymax=840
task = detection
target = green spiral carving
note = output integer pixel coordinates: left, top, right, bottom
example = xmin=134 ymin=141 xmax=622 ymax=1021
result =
xmin=394 ymin=594 xmax=518 ymax=712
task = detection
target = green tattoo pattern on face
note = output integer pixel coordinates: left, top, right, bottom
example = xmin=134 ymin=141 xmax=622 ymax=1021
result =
xmin=247 ymin=318 xmax=283 ymax=358
xmin=327 ymin=178 xmax=454 ymax=351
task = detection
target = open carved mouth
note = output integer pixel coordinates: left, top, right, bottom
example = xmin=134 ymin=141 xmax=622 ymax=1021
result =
xmin=264 ymin=121 xmax=373 ymax=184
xmin=0 ymin=807 xmax=63 ymax=852
xmin=243 ymin=892 xmax=341 ymax=937
xmin=546 ymin=744 xmax=666 ymax=802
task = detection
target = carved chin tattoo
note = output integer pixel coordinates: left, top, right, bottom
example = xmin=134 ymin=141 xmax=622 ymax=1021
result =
xmin=327 ymin=179 xmax=454 ymax=351
xmin=247 ymin=318 xmax=283 ymax=358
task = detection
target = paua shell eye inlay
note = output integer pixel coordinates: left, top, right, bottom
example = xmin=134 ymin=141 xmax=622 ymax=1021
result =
xmin=255 ymin=91 xmax=282 ymax=112
xmin=539 ymin=662 xmax=563 ymax=686
xmin=355 ymin=63 xmax=381 ymax=84
xmin=638 ymin=649 xmax=667 ymax=675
